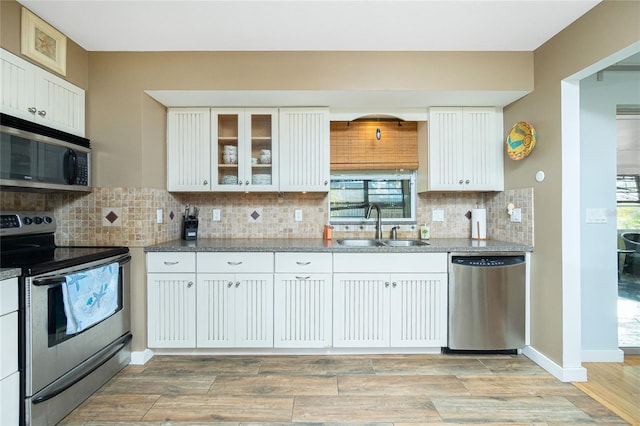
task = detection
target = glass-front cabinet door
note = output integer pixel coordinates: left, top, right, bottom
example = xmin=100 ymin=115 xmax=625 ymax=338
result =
xmin=212 ymin=108 xmax=278 ymax=192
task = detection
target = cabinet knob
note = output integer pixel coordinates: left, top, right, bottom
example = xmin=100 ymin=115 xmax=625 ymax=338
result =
xmin=235 ymin=281 xmax=241 ymax=288
xmin=465 ymin=179 xmax=470 ymax=184
xmin=187 ymin=281 xmax=193 ymax=288
xmin=324 ymin=180 xmax=328 ymax=186
xmin=239 ymin=181 xmax=243 ymax=186
xmin=37 ymin=110 xmax=46 ymax=117
xmin=28 ymin=107 xmax=37 ymax=114
xmin=458 ymin=179 xmax=464 ymax=185
xmin=227 ymin=281 xmax=233 ymax=287
xmin=203 ymin=180 xmax=208 ymax=185
xmin=385 ymin=281 xmax=390 ymax=287
xmin=245 ymin=180 xmax=250 ymax=186
xmin=392 ymin=282 xmax=397 ymax=288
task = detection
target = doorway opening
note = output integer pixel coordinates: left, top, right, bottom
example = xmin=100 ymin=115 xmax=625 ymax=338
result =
xmin=617 ymin=112 xmax=640 ymax=354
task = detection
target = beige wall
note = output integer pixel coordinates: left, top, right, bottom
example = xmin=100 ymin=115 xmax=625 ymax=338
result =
xmin=0 ymin=0 xmax=89 ymax=88
xmin=503 ymin=0 xmax=640 ymax=364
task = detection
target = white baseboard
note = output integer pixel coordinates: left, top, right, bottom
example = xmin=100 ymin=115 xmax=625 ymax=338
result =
xmin=581 ymin=348 xmax=624 ymax=362
xmin=130 ymin=349 xmax=154 ymax=365
xmin=522 ymin=346 xmax=587 ymax=382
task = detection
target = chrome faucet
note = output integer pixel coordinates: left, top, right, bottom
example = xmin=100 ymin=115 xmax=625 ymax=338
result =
xmin=390 ymin=226 xmax=399 ymax=240
xmin=365 ymin=203 xmax=382 ymax=240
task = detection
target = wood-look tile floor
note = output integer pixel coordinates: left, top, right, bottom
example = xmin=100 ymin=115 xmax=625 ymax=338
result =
xmin=59 ymin=354 xmax=628 ymax=425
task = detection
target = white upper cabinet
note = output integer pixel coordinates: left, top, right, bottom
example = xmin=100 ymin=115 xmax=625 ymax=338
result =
xmin=212 ymin=108 xmax=278 ymax=192
xmin=279 ymin=108 xmax=330 ymax=192
xmin=421 ymin=107 xmax=503 ymax=191
xmin=0 ymin=48 xmax=85 ymax=136
xmin=166 ymin=108 xmax=211 ymax=191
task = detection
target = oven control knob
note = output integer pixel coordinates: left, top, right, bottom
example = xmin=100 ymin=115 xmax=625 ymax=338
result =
xmin=43 ymin=216 xmax=53 ymax=224
xmin=34 ymin=216 xmax=43 ymax=224
xmin=23 ymin=216 xmax=33 ymax=225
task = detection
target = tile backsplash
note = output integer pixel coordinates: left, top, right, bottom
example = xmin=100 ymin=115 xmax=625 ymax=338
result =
xmin=0 ymin=187 xmax=533 ymax=247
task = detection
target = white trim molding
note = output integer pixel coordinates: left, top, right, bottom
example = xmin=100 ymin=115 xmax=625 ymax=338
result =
xmin=130 ymin=349 xmax=154 ymax=365
xmin=523 ymin=346 xmax=587 ymax=382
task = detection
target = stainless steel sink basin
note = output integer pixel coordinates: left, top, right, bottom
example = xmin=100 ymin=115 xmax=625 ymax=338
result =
xmin=382 ymin=239 xmax=429 ymax=247
xmin=336 ymin=239 xmax=386 ymax=247
xmin=336 ymin=239 xmax=429 ymax=247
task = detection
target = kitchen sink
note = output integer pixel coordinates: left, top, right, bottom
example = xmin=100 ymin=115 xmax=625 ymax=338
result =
xmin=336 ymin=239 xmax=429 ymax=247
xmin=336 ymin=239 xmax=386 ymax=247
xmin=382 ymin=239 xmax=429 ymax=247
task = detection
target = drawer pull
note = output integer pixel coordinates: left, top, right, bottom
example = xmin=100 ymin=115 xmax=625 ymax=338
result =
xmin=163 ymin=261 xmax=179 ymax=266
xmin=227 ymin=261 xmax=243 ymax=266
xmin=296 ymin=275 xmax=311 ymax=280
xmin=296 ymin=261 xmax=311 ymax=266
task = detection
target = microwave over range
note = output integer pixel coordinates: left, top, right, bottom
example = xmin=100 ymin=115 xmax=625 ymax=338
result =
xmin=0 ymin=113 xmax=91 ymax=192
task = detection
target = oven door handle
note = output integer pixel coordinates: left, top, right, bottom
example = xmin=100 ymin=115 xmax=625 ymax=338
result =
xmin=32 ymin=253 xmax=131 ymax=286
xmin=31 ymin=333 xmax=132 ymax=404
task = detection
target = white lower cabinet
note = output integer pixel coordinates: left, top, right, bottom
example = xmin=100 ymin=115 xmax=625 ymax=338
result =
xmin=147 ymin=272 xmax=197 ymax=348
xmin=0 ymin=277 xmax=19 ymax=426
xmin=197 ymin=273 xmax=274 ymax=348
xmin=146 ymin=253 xmax=197 ymax=348
xmin=197 ymin=253 xmax=274 ymax=348
xmin=333 ymin=253 xmax=448 ymax=348
xmin=274 ymin=252 xmax=333 ymax=348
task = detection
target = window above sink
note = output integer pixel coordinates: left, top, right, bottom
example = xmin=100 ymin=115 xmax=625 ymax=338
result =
xmin=329 ymin=171 xmax=416 ymax=224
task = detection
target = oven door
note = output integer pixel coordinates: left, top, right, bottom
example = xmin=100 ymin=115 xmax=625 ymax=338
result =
xmin=24 ymin=253 xmax=131 ymax=398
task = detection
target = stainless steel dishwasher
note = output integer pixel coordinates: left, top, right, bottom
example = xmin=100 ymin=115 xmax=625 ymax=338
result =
xmin=448 ymin=253 xmax=526 ymax=351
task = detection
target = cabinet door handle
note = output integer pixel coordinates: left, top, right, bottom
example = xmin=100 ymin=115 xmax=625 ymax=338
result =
xmin=227 ymin=261 xmax=243 ymax=266
xmin=296 ymin=261 xmax=311 ymax=266
xmin=385 ymin=281 xmax=390 ymax=287
xmin=37 ymin=110 xmax=46 ymax=117
xmin=235 ymin=281 xmax=241 ymax=288
xmin=227 ymin=281 xmax=234 ymax=287
xmin=187 ymin=281 xmax=193 ymax=288
xmin=163 ymin=261 xmax=179 ymax=266
xmin=296 ymin=275 xmax=311 ymax=280
xmin=28 ymin=107 xmax=37 ymax=113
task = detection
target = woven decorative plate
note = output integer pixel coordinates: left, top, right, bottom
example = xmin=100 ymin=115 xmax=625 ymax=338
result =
xmin=506 ymin=121 xmax=536 ymax=160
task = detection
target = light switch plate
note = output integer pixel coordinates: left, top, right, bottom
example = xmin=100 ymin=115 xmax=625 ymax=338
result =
xmin=295 ymin=209 xmax=303 ymax=222
xmin=432 ymin=209 xmax=444 ymax=222
xmin=511 ymin=208 xmax=522 ymax=223
xmin=156 ymin=209 xmax=163 ymax=224
xmin=586 ymin=208 xmax=607 ymax=224
xmin=212 ymin=209 xmax=221 ymax=221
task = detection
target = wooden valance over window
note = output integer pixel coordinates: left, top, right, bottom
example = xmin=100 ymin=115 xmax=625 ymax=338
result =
xmin=330 ymin=121 xmax=418 ymax=170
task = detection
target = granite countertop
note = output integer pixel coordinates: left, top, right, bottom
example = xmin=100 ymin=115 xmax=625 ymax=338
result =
xmin=0 ymin=268 xmax=22 ymax=280
xmin=145 ymin=238 xmax=533 ymax=253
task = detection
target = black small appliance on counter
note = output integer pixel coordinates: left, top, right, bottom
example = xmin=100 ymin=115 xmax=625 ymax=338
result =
xmin=182 ymin=205 xmax=199 ymax=240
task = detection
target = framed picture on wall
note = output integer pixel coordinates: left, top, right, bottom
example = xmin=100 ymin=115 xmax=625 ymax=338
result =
xmin=21 ymin=7 xmax=67 ymax=76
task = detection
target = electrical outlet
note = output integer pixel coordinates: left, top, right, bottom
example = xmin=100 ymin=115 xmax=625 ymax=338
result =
xmin=212 ymin=209 xmax=221 ymax=221
xmin=432 ymin=209 xmax=444 ymax=222
xmin=156 ymin=209 xmax=163 ymax=224
xmin=511 ymin=208 xmax=522 ymax=223
xmin=295 ymin=209 xmax=303 ymax=222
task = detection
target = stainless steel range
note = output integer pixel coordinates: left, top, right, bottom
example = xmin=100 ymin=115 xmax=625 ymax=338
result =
xmin=0 ymin=211 xmax=131 ymax=426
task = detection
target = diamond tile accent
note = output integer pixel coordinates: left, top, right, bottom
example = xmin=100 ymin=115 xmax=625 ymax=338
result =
xmin=170 ymin=211 xmax=175 ymax=220
xmin=251 ymin=210 xmax=260 ymax=221
xmin=106 ymin=211 xmax=118 ymax=223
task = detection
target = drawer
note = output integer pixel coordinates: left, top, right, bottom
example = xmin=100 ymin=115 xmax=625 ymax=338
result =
xmin=333 ymin=252 xmax=447 ymax=273
xmin=147 ymin=252 xmax=196 ymax=273
xmin=0 ymin=278 xmax=17 ymax=316
xmin=275 ymin=252 xmax=332 ymax=273
xmin=198 ymin=252 xmax=274 ymax=273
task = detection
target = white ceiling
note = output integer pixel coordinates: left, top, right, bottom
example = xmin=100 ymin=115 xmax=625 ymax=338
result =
xmin=18 ymin=0 xmax=601 ymax=52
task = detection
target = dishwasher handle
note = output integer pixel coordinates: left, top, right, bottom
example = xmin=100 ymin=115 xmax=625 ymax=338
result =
xmin=451 ymin=255 xmax=525 ymax=267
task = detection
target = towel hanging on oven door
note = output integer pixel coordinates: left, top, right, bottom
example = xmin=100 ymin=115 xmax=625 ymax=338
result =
xmin=62 ymin=262 xmax=119 ymax=334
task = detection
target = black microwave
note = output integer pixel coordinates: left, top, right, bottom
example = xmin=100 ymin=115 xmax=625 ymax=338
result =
xmin=0 ymin=113 xmax=91 ymax=192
